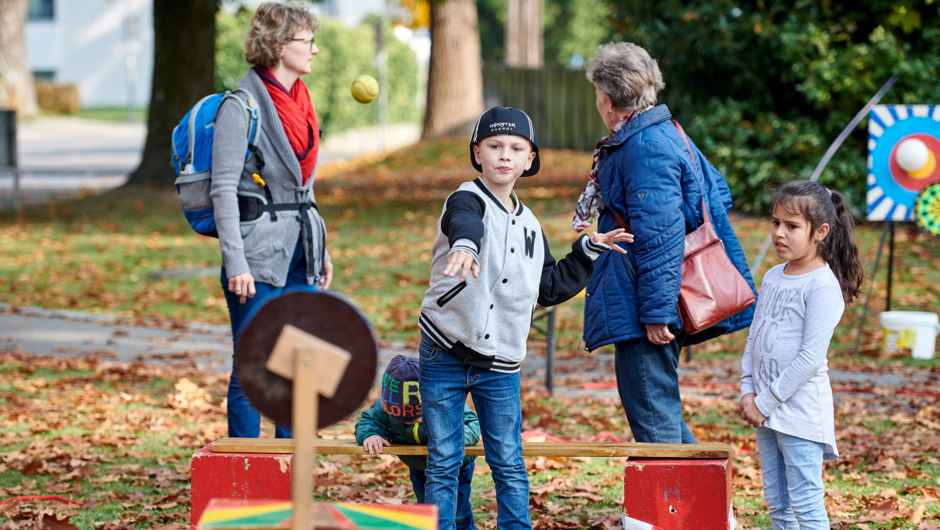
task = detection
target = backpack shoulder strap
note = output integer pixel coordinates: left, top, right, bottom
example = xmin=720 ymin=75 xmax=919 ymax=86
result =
xmin=221 ymin=89 xmax=262 ymax=149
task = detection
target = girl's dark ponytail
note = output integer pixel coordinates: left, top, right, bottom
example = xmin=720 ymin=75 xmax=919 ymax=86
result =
xmin=772 ymin=181 xmax=864 ymax=304
xmin=820 ymin=190 xmax=863 ymax=304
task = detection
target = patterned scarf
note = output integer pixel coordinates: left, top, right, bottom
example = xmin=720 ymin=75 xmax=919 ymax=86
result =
xmin=572 ymin=106 xmax=653 ymax=232
xmin=255 ymin=66 xmax=319 ymax=186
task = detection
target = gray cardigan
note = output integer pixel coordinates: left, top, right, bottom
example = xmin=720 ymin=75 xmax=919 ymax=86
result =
xmin=210 ymin=68 xmax=329 ymax=287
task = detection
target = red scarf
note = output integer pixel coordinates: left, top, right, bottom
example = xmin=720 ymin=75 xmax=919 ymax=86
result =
xmin=256 ymin=67 xmax=319 ymax=185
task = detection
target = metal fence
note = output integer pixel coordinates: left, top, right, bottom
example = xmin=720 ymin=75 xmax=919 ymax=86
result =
xmin=482 ymin=63 xmax=608 ymax=152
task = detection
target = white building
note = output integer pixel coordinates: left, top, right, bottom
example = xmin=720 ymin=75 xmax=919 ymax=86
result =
xmin=25 ymin=0 xmax=154 ymax=109
xmin=24 ymin=0 xmax=427 ymax=110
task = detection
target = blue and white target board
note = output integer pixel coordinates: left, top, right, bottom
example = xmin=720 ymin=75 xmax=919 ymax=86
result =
xmin=867 ymin=105 xmax=940 ymax=220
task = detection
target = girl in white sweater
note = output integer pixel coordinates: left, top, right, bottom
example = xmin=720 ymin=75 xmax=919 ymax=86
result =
xmin=740 ymin=181 xmax=863 ymax=530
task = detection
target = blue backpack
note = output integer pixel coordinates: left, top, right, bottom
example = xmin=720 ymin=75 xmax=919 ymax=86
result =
xmin=170 ymin=89 xmax=261 ymax=237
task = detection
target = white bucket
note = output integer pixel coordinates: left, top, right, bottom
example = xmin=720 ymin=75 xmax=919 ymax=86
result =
xmin=879 ymin=311 xmax=940 ymax=359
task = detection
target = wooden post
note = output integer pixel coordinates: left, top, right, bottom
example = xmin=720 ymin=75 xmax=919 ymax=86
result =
xmin=524 ymin=0 xmax=542 ymax=67
xmin=265 ymin=324 xmax=350 ymax=530
xmin=505 ymin=0 xmax=519 ymax=65
xmin=887 ymin=221 xmax=895 ymax=311
xmin=291 ymin=347 xmax=318 ymax=530
xmin=505 ymin=0 xmax=542 ymax=68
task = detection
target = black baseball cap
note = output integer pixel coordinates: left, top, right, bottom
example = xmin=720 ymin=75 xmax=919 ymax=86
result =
xmin=469 ymin=106 xmax=540 ymax=177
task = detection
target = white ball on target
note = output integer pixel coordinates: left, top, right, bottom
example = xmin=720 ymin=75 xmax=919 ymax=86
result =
xmin=896 ymin=138 xmax=930 ymax=172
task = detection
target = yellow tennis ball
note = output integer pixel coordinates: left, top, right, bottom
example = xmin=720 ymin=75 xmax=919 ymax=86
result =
xmin=351 ymin=75 xmax=379 ymax=104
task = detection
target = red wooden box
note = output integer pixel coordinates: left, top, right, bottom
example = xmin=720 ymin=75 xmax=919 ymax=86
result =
xmin=622 ymin=458 xmax=734 ymax=530
xmin=191 ymin=445 xmax=293 ymax=530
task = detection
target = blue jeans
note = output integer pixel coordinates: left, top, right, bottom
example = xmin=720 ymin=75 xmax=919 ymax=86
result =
xmin=418 ymin=333 xmax=529 ymax=530
xmin=756 ymin=428 xmax=829 ymax=530
xmin=614 ymin=331 xmax=696 ymax=444
xmin=221 ymin=239 xmax=315 ymax=439
xmin=410 ymin=462 xmax=476 ymax=530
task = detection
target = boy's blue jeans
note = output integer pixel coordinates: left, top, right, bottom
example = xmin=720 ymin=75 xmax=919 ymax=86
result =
xmin=613 ymin=331 xmax=697 ymax=444
xmin=410 ymin=462 xmax=476 ymax=530
xmin=221 ymin=239 xmax=316 ymax=439
xmin=418 ymin=333 xmax=530 ymax=530
xmin=756 ymin=428 xmax=829 ymax=530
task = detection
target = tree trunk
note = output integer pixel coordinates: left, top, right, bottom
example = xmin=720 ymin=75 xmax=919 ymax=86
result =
xmin=0 ymin=0 xmax=39 ymax=116
xmin=422 ymin=0 xmax=484 ymax=139
xmin=505 ymin=0 xmax=542 ymax=68
xmin=126 ymin=0 xmax=218 ymax=187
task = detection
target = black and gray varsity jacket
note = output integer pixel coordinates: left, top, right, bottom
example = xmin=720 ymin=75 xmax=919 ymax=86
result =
xmin=419 ymin=178 xmax=609 ymax=373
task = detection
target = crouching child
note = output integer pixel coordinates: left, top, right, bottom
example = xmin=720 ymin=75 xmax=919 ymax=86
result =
xmin=355 ymin=355 xmax=480 ymax=530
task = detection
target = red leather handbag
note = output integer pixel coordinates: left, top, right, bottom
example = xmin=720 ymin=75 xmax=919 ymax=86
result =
xmin=612 ymin=120 xmax=755 ymax=335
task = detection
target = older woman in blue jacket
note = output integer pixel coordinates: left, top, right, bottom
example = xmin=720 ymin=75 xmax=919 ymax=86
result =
xmin=574 ymin=42 xmax=756 ymax=444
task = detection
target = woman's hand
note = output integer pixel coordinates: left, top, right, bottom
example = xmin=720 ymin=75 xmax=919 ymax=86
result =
xmin=645 ymin=324 xmax=675 ymax=345
xmin=363 ymin=435 xmax=390 ymax=455
xmin=591 ymin=228 xmax=634 ymax=255
xmin=318 ymin=261 xmax=333 ymax=291
xmin=443 ymin=250 xmax=479 ymax=282
xmin=228 ymin=272 xmax=256 ymax=304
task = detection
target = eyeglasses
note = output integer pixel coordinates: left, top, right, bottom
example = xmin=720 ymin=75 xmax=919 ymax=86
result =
xmin=290 ymin=36 xmax=316 ymax=51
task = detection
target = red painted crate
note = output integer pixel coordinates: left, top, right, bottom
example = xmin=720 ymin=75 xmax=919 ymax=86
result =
xmin=190 ymin=445 xmax=293 ymax=530
xmin=622 ymin=458 xmax=734 ymax=530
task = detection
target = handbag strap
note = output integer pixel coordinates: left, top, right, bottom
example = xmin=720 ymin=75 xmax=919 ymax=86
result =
xmin=608 ymin=119 xmax=710 ymax=232
xmin=671 ymin=119 xmax=710 ymax=225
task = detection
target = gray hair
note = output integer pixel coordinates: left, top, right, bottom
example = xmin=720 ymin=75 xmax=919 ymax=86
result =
xmin=586 ymin=42 xmax=665 ymax=112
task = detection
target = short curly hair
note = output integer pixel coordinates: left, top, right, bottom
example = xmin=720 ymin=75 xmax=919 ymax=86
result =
xmin=587 ymin=42 xmax=665 ymax=112
xmin=245 ymin=2 xmax=318 ymax=69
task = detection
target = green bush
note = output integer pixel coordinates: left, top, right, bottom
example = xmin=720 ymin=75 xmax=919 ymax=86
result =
xmin=215 ymin=9 xmax=419 ymax=136
xmin=478 ymin=0 xmax=940 ymax=215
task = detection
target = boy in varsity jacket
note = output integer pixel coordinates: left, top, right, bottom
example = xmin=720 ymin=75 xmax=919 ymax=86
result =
xmin=417 ymin=106 xmax=632 ymax=530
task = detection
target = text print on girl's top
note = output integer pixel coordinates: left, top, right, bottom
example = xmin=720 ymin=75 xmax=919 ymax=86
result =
xmin=749 ymin=284 xmax=799 ymax=355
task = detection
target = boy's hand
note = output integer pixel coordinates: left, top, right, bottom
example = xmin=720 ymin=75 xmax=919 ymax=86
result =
xmin=443 ymin=250 xmax=479 ymax=282
xmin=592 ymin=229 xmax=634 ymax=255
xmin=741 ymin=400 xmax=766 ymax=429
xmin=363 ymin=435 xmax=390 ymax=455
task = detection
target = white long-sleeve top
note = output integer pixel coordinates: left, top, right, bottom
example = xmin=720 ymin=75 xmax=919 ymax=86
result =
xmin=740 ymin=263 xmax=844 ymax=460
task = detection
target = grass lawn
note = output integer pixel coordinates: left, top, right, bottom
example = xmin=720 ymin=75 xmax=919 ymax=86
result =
xmin=38 ymin=107 xmax=149 ymax=123
xmin=2 ymin=138 xmax=940 ymax=529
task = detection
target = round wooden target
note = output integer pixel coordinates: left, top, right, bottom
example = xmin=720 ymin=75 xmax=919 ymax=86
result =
xmin=235 ymin=290 xmax=378 ymax=429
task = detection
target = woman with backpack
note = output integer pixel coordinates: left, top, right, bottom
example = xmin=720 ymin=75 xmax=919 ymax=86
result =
xmin=211 ymin=2 xmax=330 ymax=438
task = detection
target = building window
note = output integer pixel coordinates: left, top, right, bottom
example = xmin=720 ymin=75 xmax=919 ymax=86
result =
xmin=28 ymin=0 xmax=54 ymax=20
xmin=33 ymin=71 xmax=55 ymax=82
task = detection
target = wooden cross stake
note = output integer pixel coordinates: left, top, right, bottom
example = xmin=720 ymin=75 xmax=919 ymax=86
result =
xmin=267 ymin=324 xmax=351 ymax=530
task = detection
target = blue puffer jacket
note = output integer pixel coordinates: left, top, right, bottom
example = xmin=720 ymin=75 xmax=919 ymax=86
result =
xmin=583 ymin=105 xmax=757 ymax=350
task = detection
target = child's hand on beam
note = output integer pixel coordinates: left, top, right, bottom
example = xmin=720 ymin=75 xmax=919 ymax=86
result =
xmin=363 ymin=435 xmax=390 ymax=455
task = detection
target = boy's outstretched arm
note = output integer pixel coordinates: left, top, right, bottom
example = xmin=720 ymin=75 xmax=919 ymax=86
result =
xmin=537 ymin=229 xmax=632 ymax=307
xmin=441 ymin=192 xmax=486 ymax=281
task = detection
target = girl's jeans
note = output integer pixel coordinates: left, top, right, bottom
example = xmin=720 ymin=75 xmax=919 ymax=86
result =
xmin=756 ymin=427 xmax=829 ymax=530
xmin=418 ymin=333 xmax=530 ymax=530
xmin=221 ymin=239 xmax=316 ymax=439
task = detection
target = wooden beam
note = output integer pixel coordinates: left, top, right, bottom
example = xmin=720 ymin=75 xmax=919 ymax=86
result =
xmin=211 ymin=438 xmax=730 ymax=459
